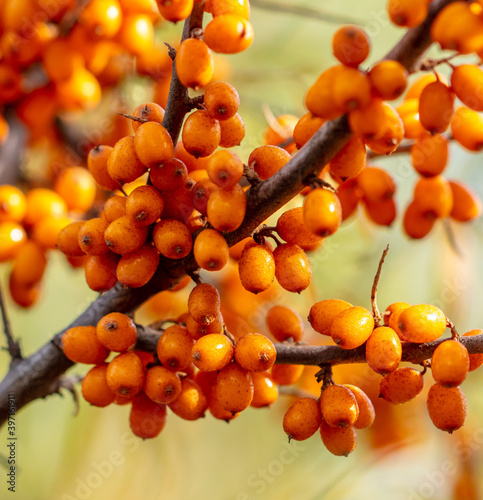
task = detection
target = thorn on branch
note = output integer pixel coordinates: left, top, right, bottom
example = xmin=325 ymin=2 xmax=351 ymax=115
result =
xmin=243 ymin=164 xmax=262 ymax=187
xmin=164 ymin=42 xmax=177 ymax=60
xmin=447 ymin=319 xmax=460 ymax=340
xmin=371 ymin=244 xmax=390 ymax=326
xmin=302 ymin=174 xmax=336 ymax=192
xmin=188 ymin=269 xmax=202 ymax=285
xmin=118 ymin=112 xmax=148 ymax=124
xmin=0 ymin=283 xmax=22 ymax=361
xmin=188 ymin=94 xmax=205 ymax=110
xmin=190 ymin=27 xmax=204 ymax=39
xmin=254 ymin=224 xmax=283 ymax=246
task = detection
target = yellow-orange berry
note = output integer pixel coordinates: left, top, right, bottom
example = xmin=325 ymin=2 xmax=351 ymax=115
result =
xmin=126 ymin=185 xmax=164 ymax=226
xmin=188 ymin=283 xmax=220 ymax=325
xmin=131 ymin=102 xmax=165 ymax=132
xmin=329 ymin=135 xmax=366 ymax=181
xmin=107 ymin=136 xmax=147 ymax=185
xmin=168 ymin=377 xmax=208 ymax=420
xmin=463 ymin=329 xmax=483 ymax=372
xmin=379 ymin=367 xmax=424 ymax=404
xmin=207 ymin=184 xmax=246 ymax=232
xmin=106 ymin=352 xmax=144 ymax=397
xmin=330 ymin=306 xmax=375 ymax=349
xmin=104 ymin=215 xmax=149 ymax=255
xmin=78 ymin=218 xmax=109 ymax=255
xmin=419 ymin=81 xmax=455 ymax=134
xmin=81 ymin=363 xmax=115 ymax=407
xmin=192 ymin=333 xmax=234 ymax=372
xmin=102 ymin=195 xmax=126 ymax=223
xmin=303 ymin=188 xmax=342 ymax=237
xmin=449 ymin=180 xmax=482 ymax=222
xmin=410 ymin=134 xmax=449 ymax=177
xmin=398 ymin=304 xmax=447 ymax=343
xmin=365 ymin=326 xmax=402 ymax=375
xmin=54 ymin=167 xmax=96 ymax=213
xmin=369 ymin=60 xmax=408 ymax=100
xmin=216 ymin=363 xmax=254 ymax=413
xmin=308 ymin=299 xmax=352 ymax=336
xmin=96 ymin=312 xmax=137 ymax=352
xmin=0 ymin=185 xmax=26 ymax=223
xmin=150 ymin=158 xmax=188 ymax=193
xmin=403 ymin=201 xmax=436 ymax=239
xmin=176 ymin=38 xmax=213 ymax=90
xmin=344 ymin=385 xmax=375 ymax=429
xmin=250 ymin=371 xmax=279 ymax=408
xmin=193 ymin=229 xmax=229 ymax=271
xmin=134 ymin=121 xmax=174 ymax=168
xmin=157 ymin=324 xmax=194 ymax=371
xmin=144 ymin=366 xmax=182 ymax=404
xmin=235 ymin=333 xmax=276 ymax=372
xmin=206 ymin=150 xmax=243 ymax=189
xmin=413 ymin=176 xmax=453 ymax=219
xmin=332 ymin=25 xmax=370 ymax=67
xmin=219 ymin=112 xmax=245 ymax=147
xmin=248 ymin=145 xmax=291 ymax=181
xmin=182 ymin=110 xmax=221 ymax=158
xmin=11 ymin=241 xmax=47 ymax=286
xmin=271 ymin=364 xmax=304 ymax=386
xmin=204 ymin=15 xmax=254 ymax=54
xmin=204 ymin=81 xmax=240 ymax=121
xmin=384 ymin=301 xmax=411 ymax=340
xmin=388 ymin=0 xmax=428 ymax=27
xmin=266 ymin=305 xmax=304 ymax=342
xmin=427 ymin=384 xmax=467 ymax=433
xmin=320 ymin=384 xmax=359 ymax=428
xmin=116 ymin=243 xmax=160 ymax=288
xmin=451 ymin=106 xmax=483 ymax=152
xmin=319 ymin=419 xmax=357 ymax=456
xmin=62 ymin=326 xmax=110 ymax=364
xmin=293 ymin=113 xmax=325 ymax=149
xmin=431 ymin=340 xmax=469 ymax=387
xmin=85 ymin=252 xmax=119 ymax=292
xmin=273 ymin=243 xmax=312 ymax=293
xmin=283 ymin=397 xmax=322 ymax=441
xmin=23 ymin=188 xmax=67 ymax=227
xmin=153 ymin=219 xmax=192 ymax=259
xmin=238 ymin=243 xmax=275 ymax=294
xmin=130 ymin=393 xmax=167 ymax=439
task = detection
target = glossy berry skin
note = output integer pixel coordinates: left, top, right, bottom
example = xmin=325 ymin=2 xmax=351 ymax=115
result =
xmin=203 ymin=15 xmax=254 ymax=54
xmin=365 ymin=326 xmax=402 ymax=375
xmin=193 ymin=229 xmax=229 ymax=271
xmin=188 ymin=283 xmax=221 ymax=325
xmin=273 ymin=243 xmax=312 ymax=293
xmin=57 ymin=221 xmax=85 ymax=257
xmin=308 ymin=299 xmax=352 ymax=336
xmin=419 ymin=81 xmax=455 ymax=134
xmin=276 ymin=207 xmax=324 ymax=250
xmin=431 ymin=340 xmax=469 ymax=387
xmin=413 ymin=176 xmax=453 ymax=219
xmin=235 ymin=333 xmax=276 ymax=372
xmin=330 ymin=306 xmax=374 ymax=350
xmin=329 ymin=136 xmax=366 ymax=181
xmin=96 ymin=312 xmax=137 ymax=352
xmin=144 ymin=366 xmax=182 ymax=404
xmin=332 ymin=25 xmax=370 ymax=67
xmin=62 ymin=326 xmax=110 ymax=364
xmin=116 ymin=243 xmax=160 ymax=288
xmin=238 ymin=243 xmax=275 ymax=294
xmin=283 ymin=397 xmax=322 ymax=441
xmin=126 ymin=185 xmax=164 ymax=227
xmin=0 ymin=185 xmax=26 ymax=223
xmin=319 ymin=419 xmax=357 ymax=457
xmin=427 ymin=384 xmax=467 ymax=433
xmin=104 ymin=215 xmax=149 ymax=255
xmin=410 ymin=134 xmax=448 ymax=178
xmin=266 ymin=305 xmax=304 ymax=342
xmin=107 ymin=136 xmax=147 ymax=185
xmin=81 ymin=363 xmax=115 ymax=408
xmin=168 ymin=378 xmax=208 ymax=421
xmin=384 ymin=302 xmax=411 ymax=341
xmin=85 ymin=252 xmax=119 ymax=293
xmin=250 ymin=371 xmax=279 ymax=408
xmin=204 ymin=82 xmax=240 ymax=121
xmin=271 ymin=364 xmax=304 ymax=386
xmin=191 ymin=334 xmax=234 ymax=372
xmin=182 ymin=110 xmax=221 ymax=158
xmin=344 ymin=385 xmax=375 ymax=429
xmin=397 ymin=304 xmax=447 ymax=343
xmin=216 ymin=363 xmax=254 ymax=413
xmin=463 ymin=329 xmax=483 ymax=372
xmin=451 ymin=64 xmax=483 ymax=112
xmin=379 ymin=367 xmax=424 ymax=404
xmin=157 ymin=324 xmax=194 ymax=371
xmin=175 ymin=38 xmax=214 ymax=90
xmin=451 ymin=106 xmax=483 ymax=152
xmin=320 ymin=384 xmax=359 ymax=428
xmin=369 ymin=60 xmax=408 ymax=100
xmin=106 ymin=352 xmax=145 ymax=397
xmin=303 ymin=188 xmax=342 ymax=237
xmin=248 ymin=145 xmax=291 ymax=180
xmin=153 ymin=219 xmax=192 ymax=259
xmin=130 ymin=393 xmax=167 ymax=439
xmin=449 ymin=180 xmax=482 ymax=222
xmin=207 ymin=184 xmax=246 ymax=232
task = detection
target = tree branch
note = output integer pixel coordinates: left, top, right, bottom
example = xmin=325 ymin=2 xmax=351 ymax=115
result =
xmin=0 ymin=282 xmax=22 ymax=361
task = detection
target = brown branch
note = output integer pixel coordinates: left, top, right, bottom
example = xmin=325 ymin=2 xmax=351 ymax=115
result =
xmin=0 ymin=282 xmax=21 ymax=361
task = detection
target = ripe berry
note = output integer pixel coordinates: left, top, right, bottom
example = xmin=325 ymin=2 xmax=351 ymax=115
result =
xmin=332 ymin=25 xmax=370 ymax=67
xmin=23 ymin=188 xmax=67 ymax=227
xmin=203 ymin=15 xmax=254 ymax=54
xmin=449 ymin=180 xmax=482 ymax=222
xmin=0 ymin=222 xmax=26 ymax=262
xmin=303 ymin=188 xmax=342 ymax=237
xmin=188 ymin=283 xmax=221 ymax=325
xmin=384 ymin=301 xmax=410 ymax=340
xmin=54 ymin=167 xmax=96 ymax=213
xmin=81 ymin=363 xmax=115 ymax=407
xmin=397 ymin=304 xmax=447 ymax=343
xmin=266 ymin=305 xmax=304 ymax=342
xmin=192 ymin=333 xmax=234 ymax=372
xmin=319 ymin=419 xmax=357 ymax=456
xmin=207 ymin=184 xmax=246 ymax=232
xmin=130 ymin=393 xmax=167 ymax=439
xmin=357 ymin=167 xmax=396 ymax=203
xmin=62 ymin=326 xmax=110 ymax=364
xmin=168 ymin=377 xmax=208 ymax=421
xmin=369 ymin=60 xmax=408 ymax=100
xmin=206 ymin=150 xmax=243 ymax=189
xmin=410 ymin=134 xmax=449 ymax=177
xmin=308 ymin=299 xmax=352 ymax=336
xmin=250 ymin=372 xmax=279 ymax=408
xmin=219 ymin=112 xmax=246 ymax=147
xmin=11 ymin=241 xmax=47 ymax=286
xmin=329 ymin=135 xmax=366 ymax=181
xmin=126 ymin=185 xmax=164 ymax=226
xmin=271 ymin=364 xmax=304 ymax=386
xmin=0 ymin=185 xmax=26 ymax=223
xmin=403 ymin=202 xmax=435 ymax=239
xmin=344 ymin=385 xmax=375 ymax=429
xmin=332 ymin=66 xmax=371 ymax=112
xmin=273 ymin=243 xmax=312 ymax=293
xmin=216 ymin=363 xmax=254 ymax=413
xmin=96 ymin=312 xmax=137 ymax=352
xmin=204 ymin=82 xmax=240 ymax=121
xmin=191 ymin=178 xmax=216 ymax=215
xmin=427 ymin=384 xmax=467 ymax=433
xmin=463 ymin=329 xmax=483 ymax=372
xmin=387 ymin=0 xmax=429 ymax=27
xmin=193 ymin=229 xmax=229 ymax=271
xmin=104 ymin=215 xmax=149 ymax=255
xmin=106 ymin=352 xmax=145 ymax=397
xmin=293 ymin=113 xmax=325 ymax=149
xmin=153 ymin=219 xmax=192 ymax=259
xmin=144 ymin=366 xmax=182 ymax=404
xmin=431 ymin=340 xmax=469 ymax=387
xmin=379 ymin=367 xmax=424 ymax=404
xmin=176 ymin=38 xmax=213 ymax=90
xmin=330 ymin=306 xmax=375 ymax=349
xmin=283 ymin=397 xmax=322 ymax=441
xmin=157 ymin=324 xmax=194 ymax=371
xmin=182 ymin=110 xmax=221 ymax=158
xmin=205 ymin=0 xmax=250 ymax=19
xmin=131 ymin=102 xmax=165 ymax=132
xmin=365 ymin=102 xmax=404 ymax=155
xmin=419 ymin=81 xmax=455 ymax=134
xmin=365 ymin=326 xmax=402 ymax=375
xmin=102 ymin=195 xmax=127 ymax=223
xmin=235 ymin=333 xmax=276 ymax=372
xmin=134 ymin=121 xmax=174 ymax=168
xmin=85 ymin=252 xmax=119 ymax=292
xmin=107 ymin=136 xmax=147 ymax=184
xmin=248 ymin=145 xmax=291 ymax=181
xmin=320 ymin=384 xmax=359 ymax=429
xmin=150 ymin=158 xmax=188 ymax=193
xmin=186 ymin=312 xmax=224 ymax=340
xmin=305 ymin=66 xmax=345 ymax=120
xmin=238 ymin=242 xmax=275 ymax=294
xmin=451 ymin=106 xmax=483 ymax=152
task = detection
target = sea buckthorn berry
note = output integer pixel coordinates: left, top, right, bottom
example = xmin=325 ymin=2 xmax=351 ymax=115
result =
xmin=0 ymin=185 xmax=26 ymax=223
xmin=449 ymin=181 xmax=482 ymax=222
xmin=85 ymin=252 xmax=120 ymax=292
xmin=102 ymin=195 xmax=127 ymax=223
xmin=398 ymin=304 xmax=447 ymax=343
xmin=365 ymin=102 xmax=404 ymax=155
xmin=107 ymin=136 xmax=147 ymax=185
xmin=431 ymin=340 xmax=469 ymax=387
xmin=186 ymin=312 xmax=224 ymax=340
xmin=168 ymin=377 xmax=208 ymax=420
xmin=96 ymin=312 xmax=137 ymax=352
xmin=79 ymin=0 xmax=122 ymax=37
xmin=126 ymin=185 xmax=164 ymax=226
xmin=248 ymin=145 xmax=291 ymax=181
xmin=235 ymin=333 xmax=276 ymax=372
xmin=337 ymin=178 xmax=362 ymax=221
xmin=130 ymin=393 xmax=167 ymax=439
xmin=157 ymin=324 xmax=194 ymax=371
xmin=219 ymin=112 xmax=246 ymax=147
xmin=216 ymin=363 xmax=254 ymax=413
xmin=117 ymin=243 xmax=160 ymax=288
xmin=152 ymin=219 xmax=192 ymax=259
xmin=54 ymin=167 xmax=96 ymax=213
xmin=427 ymin=384 xmax=467 ymax=433
xmin=283 ymin=397 xmax=321 ymax=441
xmin=205 ymin=0 xmax=250 ymax=19
xmin=451 ymin=106 xmax=483 ymax=152
xmin=320 ymin=384 xmax=359 ymax=429
xmin=266 ymin=305 xmax=304 ymax=342
xmin=104 ymin=215 xmax=149 ymax=255
xmin=204 ymin=82 xmax=240 ymax=121
xmin=207 ymin=184 xmax=246 ymax=232
xmin=8 ymin=273 xmax=40 ymax=308
xmin=388 ymin=0 xmax=429 ymax=27
xmin=157 ymin=0 xmax=193 ymax=22
xmin=463 ymin=329 xmax=483 ymax=371
xmin=193 ymin=229 xmax=229 ymax=271
xmin=23 ymin=188 xmax=67 ymax=227
xmin=276 ymin=207 xmax=323 ymax=251
xmin=238 ymin=243 xmax=275 ymax=294
xmin=293 ymin=113 xmax=325 ymax=149
xmin=363 ymin=198 xmax=397 ymax=227
xmin=87 ymin=145 xmax=119 ymax=191
xmin=62 ymin=326 xmax=110 ymax=364
xmin=332 ymin=25 xmax=370 ymax=67
xmin=410 ymin=134 xmax=448 ymax=177
xmin=192 ymin=334 xmax=234 ymax=372
xmin=319 ymin=419 xmax=357 ymax=456
xmin=150 ymin=158 xmax=188 ymax=193
xmin=303 ymin=188 xmax=342 ymax=237
xmin=56 ymin=67 xmax=101 ymax=112
xmin=0 ymin=222 xmax=26 ymax=262
xmin=81 ymin=364 xmax=115 ymax=407
xmin=273 ymin=243 xmax=312 ymax=293
xmin=33 ymin=216 xmax=72 ymax=250
xmin=182 ymin=110 xmax=221 ymax=158
xmin=11 ymin=241 xmax=47 ymax=286
xmin=57 ymin=221 xmax=85 ymax=257
xmin=188 ymin=283 xmax=220 ymax=325
xmin=78 ymin=218 xmax=109 ymax=255
xmin=384 ymin=302 xmax=411 ymax=340
xmin=397 ymin=98 xmax=427 ymax=139
xmin=131 ymin=102 xmax=165 ymax=132
xmin=348 ymin=98 xmax=389 ymax=141
xmin=264 ymin=113 xmax=300 ymax=153
xmin=451 ymin=65 xmax=483 ymax=112
xmin=329 ymin=135 xmax=366 ymax=181
xmin=106 ymin=352 xmax=145 ymax=397
xmin=344 ymin=385 xmax=375 ymax=429
xmin=305 ymin=66 xmax=345 ymax=120
xmin=250 ymin=372 xmax=279 ymax=408
xmin=369 ymin=60 xmax=408 ymax=100
xmin=308 ymin=299 xmax=352 ymax=336
xmin=134 ymin=121 xmax=174 ymax=168
xmin=330 ymin=306 xmax=374 ymax=349
xmin=332 ymin=66 xmax=372 ymax=112
xmin=176 ymin=38 xmax=213 ymax=90
xmin=133 ymin=350 xmax=155 ymax=371
xmin=209 ymin=388 xmax=240 ymax=421
xmin=380 ymin=367 xmax=424 ymax=404
xmin=191 ymin=178 xmax=216 ymax=215
xmin=206 ymin=150 xmax=243 ymax=189
xmin=144 ymin=366 xmax=182 ymax=404
xmin=419 ymin=81 xmax=455 ymax=134
xmin=413 ymin=176 xmax=453 ymax=219
xmin=356 ymin=167 xmax=396 ymax=203
xmin=365 ymin=326 xmax=402 ymax=375
xmin=204 ymin=15 xmax=254 ymax=54
xmin=271 ymin=364 xmax=304 ymax=386
xmin=403 ymin=202 xmax=436 ymax=239
xmin=117 ymin=14 xmax=154 ymax=55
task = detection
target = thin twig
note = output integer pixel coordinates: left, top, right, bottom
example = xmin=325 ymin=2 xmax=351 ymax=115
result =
xmin=447 ymin=319 xmax=460 ymax=340
xmin=371 ymin=245 xmax=390 ymax=325
xmin=0 ymin=283 xmax=21 ymax=360
xmin=118 ymin=112 xmax=148 ymax=124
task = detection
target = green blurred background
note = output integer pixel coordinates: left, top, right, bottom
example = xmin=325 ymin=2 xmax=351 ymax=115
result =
xmin=2 ymin=1 xmax=483 ymax=499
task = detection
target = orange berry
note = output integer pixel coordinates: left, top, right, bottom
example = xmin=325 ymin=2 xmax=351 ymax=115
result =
xmin=0 ymin=185 xmax=26 ymax=223
xmin=398 ymin=304 xmax=447 ymax=343
xmin=134 ymin=121 xmax=174 ymax=168
xmin=449 ymin=180 xmax=482 ymax=222
xmin=157 ymin=324 xmax=194 ymax=371
xmin=192 ymin=333 xmax=234 ymax=372
xmin=363 ymin=197 xmax=397 ymax=227
xmin=431 ymin=340 xmax=469 ymax=387
xmin=273 ymin=243 xmax=312 ymax=293
xmin=419 ymin=81 xmax=455 ymax=134
xmin=235 ymin=333 xmax=276 ymax=372
xmin=117 ymin=14 xmax=154 ymax=55
xmin=205 ymin=0 xmax=250 ymax=19
xmin=413 ymin=176 xmax=453 ymax=219
xmin=102 ymin=195 xmax=127 ymax=223
xmin=451 ymin=106 xmax=483 ymax=152
xmin=85 ymin=252 xmax=119 ymax=292
xmin=126 ymin=185 xmax=164 ymax=226
xmin=238 ymin=242 xmax=275 ymax=294
xmin=176 ymin=38 xmax=213 ymax=90
xmin=8 ymin=273 xmax=41 ymax=308
xmin=204 ymin=82 xmax=240 ymax=121
xmin=451 ymin=64 xmax=483 ymax=112
xmin=410 ymin=134 xmax=449 ymax=177
xmin=357 ymin=167 xmax=396 ymax=203
xmin=152 ymin=219 xmax=192 ymax=259
xmin=344 ymin=385 xmax=375 ymax=429
xmin=365 ymin=326 xmax=402 ymax=375
xmin=87 ymin=145 xmax=119 ymax=191
xmin=380 ymin=367 xmax=424 ymax=404
xmin=463 ymin=329 xmax=483 ymax=372
xmin=271 ymin=364 xmax=304 ymax=386
xmin=427 ymin=384 xmax=467 ymax=433
xmin=207 ymin=184 xmax=246 ymax=232
xmin=11 ymin=241 xmax=47 ymax=286
xmin=191 ymin=178 xmax=216 ymax=216
xmin=320 ymin=384 xmax=359 ymax=428
xmin=106 ymin=352 xmax=145 ymax=397
xmin=81 ymin=363 xmax=115 ymax=407
xmin=150 ymin=158 xmax=188 ymax=193
xmin=332 ymin=66 xmax=372 ymax=112
xmin=293 ymin=113 xmax=325 ymax=149
xmin=303 ymin=188 xmax=342 ymax=237
xmin=308 ymin=299 xmax=352 ymax=336
xmin=330 ymin=306 xmax=374 ymax=349
xmin=157 ymin=0 xmax=193 ymax=22
xmin=204 ymin=15 xmax=254 ymax=54
xmin=337 ymin=178 xmax=362 ymax=221
xmin=32 ymin=215 xmax=72 ymax=250
xmin=144 ymin=366 xmax=182 ymax=404
xmin=348 ymin=98 xmax=389 ymax=141
xmin=247 ymin=145 xmax=290 ymax=181
xmin=332 ymin=24 xmax=370 ymax=67
xmin=384 ymin=301 xmax=411 ymax=340
xmin=79 ymin=0 xmax=122 ymax=37
xmin=319 ymin=419 xmax=357 ymax=456
xmin=329 ymin=135 xmax=366 ymax=181
xmin=266 ymin=305 xmax=304 ymax=342
xmin=0 ymin=222 xmax=26 ymax=262
xmin=388 ymin=0 xmax=429 ymax=27
xmin=305 ymin=66 xmax=345 ymax=120
xmin=403 ymin=201 xmax=436 ymax=239
xmin=131 ymin=102 xmax=165 ymax=132
xmin=56 ymin=67 xmax=101 ymax=111
xmin=188 ymin=283 xmax=220 ymax=325
xmin=276 ymin=207 xmax=323 ymax=251
xmin=206 ymin=150 xmax=243 ymax=189
xmin=130 ymin=393 xmax=167 ymax=438
xmin=218 ymin=112 xmax=246 ymax=147
xmin=182 ymin=110 xmax=220 ymax=158
xmin=185 ymin=312 xmax=224 ymax=340
xmin=107 ymin=136 xmax=147 ymax=185
xmin=193 ymin=229 xmax=229 ymax=271
xmin=78 ymin=218 xmax=110 ymax=255
xmin=369 ymin=60 xmax=408 ymax=100
xmin=104 ymin=215 xmax=149 ymax=255
xmin=250 ymin=371 xmax=279 ymax=408
xmin=23 ymin=188 xmax=67 ymax=227
xmin=116 ymin=243 xmax=160 ymax=288
xmin=97 ymin=312 xmax=137 ymax=352
xmin=168 ymin=377 xmax=208 ymax=420
xmin=62 ymin=326 xmax=110 ymax=364
xmin=365 ymin=102 xmax=404 ymax=154
xmin=283 ymin=397 xmax=322 ymax=441
xmin=216 ymin=362 xmax=254 ymax=413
